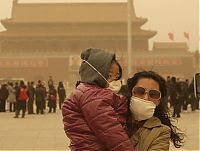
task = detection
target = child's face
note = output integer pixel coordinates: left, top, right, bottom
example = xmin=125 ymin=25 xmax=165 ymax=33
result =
xmin=107 ymin=63 xmax=120 ymax=83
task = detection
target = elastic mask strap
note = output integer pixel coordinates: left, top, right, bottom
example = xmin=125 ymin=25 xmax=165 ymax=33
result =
xmin=82 ymin=60 xmax=109 ymax=84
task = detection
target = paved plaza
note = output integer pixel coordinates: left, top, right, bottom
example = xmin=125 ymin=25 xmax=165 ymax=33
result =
xmin=0 ymin=108 xmax=199 ymax=151
xmin=0 ymin=109 xmax=69 ymax=151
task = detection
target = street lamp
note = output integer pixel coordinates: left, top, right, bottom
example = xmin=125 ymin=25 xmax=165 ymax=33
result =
xmin=127 ymin=0 xmax=133 ymax=78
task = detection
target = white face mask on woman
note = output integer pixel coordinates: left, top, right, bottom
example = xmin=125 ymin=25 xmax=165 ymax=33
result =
xmin=107 ymin=80 xmax=122 ymax=93
xmin=130 ymin=96 xmax=156 ymax=121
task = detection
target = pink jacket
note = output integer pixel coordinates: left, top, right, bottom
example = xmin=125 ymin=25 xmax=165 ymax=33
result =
xmin=62 ymin=83 xmax=134 ymax=151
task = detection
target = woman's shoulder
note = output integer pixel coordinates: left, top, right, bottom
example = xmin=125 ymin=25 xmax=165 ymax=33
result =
xmin=132 ymin=117 xmax=170 ymax=151
xmin=144 ymin=117 xmax=169 ymax=129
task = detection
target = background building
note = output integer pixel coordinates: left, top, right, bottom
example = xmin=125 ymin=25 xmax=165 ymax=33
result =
xmin=0 ymin=0 xmax=196 ymax=85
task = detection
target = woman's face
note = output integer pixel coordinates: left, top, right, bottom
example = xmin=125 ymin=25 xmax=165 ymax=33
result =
xmin=107 ymin=62 xmax=120 ymax=83
xmin=132 ymin=78 xmax=161 ymax=106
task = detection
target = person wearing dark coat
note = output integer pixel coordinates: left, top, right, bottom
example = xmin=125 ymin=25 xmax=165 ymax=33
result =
xmin=57 ymin=81 xmax=66 ymax=110
xmin=41 ymin=81 xmax=47 ymax=110
xmin=48 ymin=85 xmax=57 ymax=113
xmin=27 ymin=81 xmax=35 ymax=114
xmin=182 ymin=80 xmax=190 ymax=111
xmin=14 ymin=82 xmax=19 ymax=111
xmin=165 ymin=76 xmax=171 ymax=108
xmin=171 ymin=77 xmax=181 ymax=118
xmin=0 ymin=84 xmax=9 ymax=112
xmin=35 ymin=80 xmax=46 ymax=114
xmin=189 ymin=78 xmax=199 ymax=111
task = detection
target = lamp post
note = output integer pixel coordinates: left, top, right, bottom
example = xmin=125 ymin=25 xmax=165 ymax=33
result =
xmin=195 ymin=50 xmax=200 ymax=73
xmin=127 ymin=0 xmax=133 ymax=78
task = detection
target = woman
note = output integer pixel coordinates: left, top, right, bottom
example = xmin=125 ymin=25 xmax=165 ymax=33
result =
xmin=127 ymin=71 xmax=184 ymax=151
xmin=62 ymin=48 xmax=134 ymax=151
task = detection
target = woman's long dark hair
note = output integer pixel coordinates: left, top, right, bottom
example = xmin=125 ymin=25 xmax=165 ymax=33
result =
xmin=127 ymin=70 xmax=184 ymax=148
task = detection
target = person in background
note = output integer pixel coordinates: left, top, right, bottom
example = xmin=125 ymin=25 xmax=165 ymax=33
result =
xmin=48 ymin=76 xmax=54 ymax=88
xmin=171 ymin=77 xmax=181 ymax=118
xmin=14 ymin=81 xmax=28 ymax=118
xmin=189 ymin=78 xmax=199 ymax=111
xmin=14 ymin=82 xmax=20 ymax=112
xmin=57 ymin=81 xmax=66 ymax=110
xmin=27 ymin=81 xmax=35 ymax=114
xmin=0 ymin=84 xmax=9 ymax=112
xmin=127 ymin=71 xmax=184 ymax=151
xmin=165 ymin=76 xmax=171 ymax=108
xmin=62 ymin=48 xmax=135 ymax=151
xmin=183 ymin=79 xmax=190 ymax=111
xmin=35 ymin=80 xmax=46 ymax=114
xmin=7 ymin=82 xmax=16 ymax=112
xmin=41 ymin=81 xmax=47 ymax=110
xmin=48 ymin=85 xmax=57 ymax=113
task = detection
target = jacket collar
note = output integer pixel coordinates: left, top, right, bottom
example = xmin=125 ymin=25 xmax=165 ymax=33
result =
xmin=131 ymin=116 xmax=162 ymax=146
xmin=142 ymin=116 xmax=162 ymax=129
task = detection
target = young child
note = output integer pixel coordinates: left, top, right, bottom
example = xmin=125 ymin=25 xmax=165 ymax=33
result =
xmin=62 ymin=48 xmax=135 ymax=151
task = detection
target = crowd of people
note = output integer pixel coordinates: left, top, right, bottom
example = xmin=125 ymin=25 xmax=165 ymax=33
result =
xmin=0 ymin=76 xmax=66 ymax=118
xmin=0 ymin=70 xmax=197 ymax=120
xmin=165 ymin=76 xmax=199 ymax=118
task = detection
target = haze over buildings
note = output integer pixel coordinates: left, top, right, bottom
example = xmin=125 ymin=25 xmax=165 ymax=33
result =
xmin=0 ymin=0 xmax=198 ymax=82
xmin=0 ymin=0 xmax=199 ymax=51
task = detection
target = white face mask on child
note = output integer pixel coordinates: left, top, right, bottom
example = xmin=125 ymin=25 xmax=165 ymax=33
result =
xmin=130 ymin=96 xmax=156 ymax=121
xmin=107 ymin=80 xmax=122 ymax=93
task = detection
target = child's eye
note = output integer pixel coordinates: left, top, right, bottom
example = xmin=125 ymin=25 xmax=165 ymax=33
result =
xmin=108 ymin=75 xmax=112 ymax=78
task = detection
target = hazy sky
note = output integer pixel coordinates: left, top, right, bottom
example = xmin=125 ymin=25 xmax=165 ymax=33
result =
xmin=0 ymin=0 xmax=199 ymax=51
